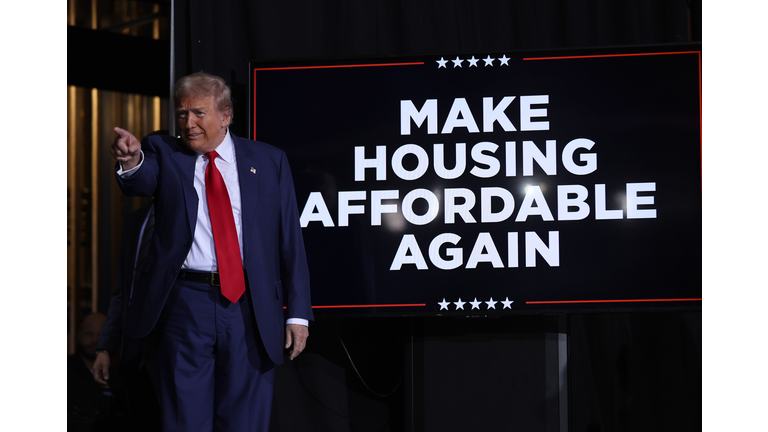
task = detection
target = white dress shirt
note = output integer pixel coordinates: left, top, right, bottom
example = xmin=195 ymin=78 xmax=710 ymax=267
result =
xmin=119 ymin=129 xmax=307 ymax=326
xmin=182 ymin=130 xmax=243 ymax=271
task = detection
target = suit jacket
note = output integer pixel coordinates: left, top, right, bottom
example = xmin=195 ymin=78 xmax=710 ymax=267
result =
xmin=96 ymin=201 xmax=154 ymax=364
xmin=115 ymin=132 xmax=313 ymax=365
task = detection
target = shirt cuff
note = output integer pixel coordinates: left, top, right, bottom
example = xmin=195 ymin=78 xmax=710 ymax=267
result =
xmin=286 ymin=318 xmax=308 ymax=327
xmin=116 ymin=150 xmax=144 ymax=177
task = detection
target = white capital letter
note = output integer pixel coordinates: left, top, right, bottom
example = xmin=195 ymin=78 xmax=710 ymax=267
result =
xmin=481 ymin=187 xmax=515 ymax=223
xmin=562 ymin=138 xmax=597 ymax=175
xmin=627 ymin=182 xmax=657 ymax=219
xmin=523 ymin=140 xmax=557 ymax=176
xmin=508 ymin=232 xmax=519 ymax=268
xmin=515 ymin=185 xmax=554 ymax=222
xmin=429 ymin=233 xmax=463 ymax=270
xmin=595 ymin=184 xmax=623 ymax=220
xmin=470 ymin=142 xmax=501 ymax=178
xmin=520 ymin=95 xmax=549 ymax=131
xmin=505 ymin=141 xmax=517 ymax=177
xmin=402 ymin=189 xmax=440 ymax=225
xmin=434 ymin=143 xmax=467 ymax=179
xmin=445 ymin=188 xmax=477 ymax=224
xmin=338 ymin=191 xmax=366 ymax=227
xmin=557 ymin=185 xmax=590 ymax=221
xmin=371 ymin=190 xmax=399 ymax=226
xmin=483 ymin=96 xmax=517 ymax=132
xmin=355 ymin=146 xmax=387 ymax=181
xmin=300 ymin=192 xmax=335 ymax=227
xmin=390 ymin=234 xmax=428 ymax=270
xmin=467 ymin=233 xmax=504 ymax=269
xmin=392 ymin=144 xmax=430 ymax=181
xmin=442 ymin=98 xmax=480 ymax=134
xmin=525 ymin=231 xmax=559 ymax=267
xmin=401 ymin=99 xmax=437 ymax=135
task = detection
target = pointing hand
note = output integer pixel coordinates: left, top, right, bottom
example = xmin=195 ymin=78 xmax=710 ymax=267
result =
xmin=111 ymin=127 xmax=142 ymax=170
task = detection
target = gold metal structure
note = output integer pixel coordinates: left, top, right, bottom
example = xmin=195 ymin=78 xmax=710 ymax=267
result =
xmin=67 ymin=0 xmax=170 ymax=354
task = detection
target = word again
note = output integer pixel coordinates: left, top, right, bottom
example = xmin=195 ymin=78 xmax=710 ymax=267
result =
xmin=391 ymin=231 xmax=559 ymax=270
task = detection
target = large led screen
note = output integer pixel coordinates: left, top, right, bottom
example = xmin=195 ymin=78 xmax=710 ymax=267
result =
xmin=250 ymin=44 xmax=702 ymax=316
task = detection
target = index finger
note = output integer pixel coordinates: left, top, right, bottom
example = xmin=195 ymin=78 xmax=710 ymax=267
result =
xmin=113 ymin=127 xmax=139 ymax=146
xmin=113 ymin=126 xmax=129 ymax=138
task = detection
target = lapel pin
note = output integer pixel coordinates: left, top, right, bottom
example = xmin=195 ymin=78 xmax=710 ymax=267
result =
xmin=250 ymin=167 xmax=256 ymax=174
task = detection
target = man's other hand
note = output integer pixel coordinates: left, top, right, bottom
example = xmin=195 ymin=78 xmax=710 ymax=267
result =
xmin=285 ymin=324 xmax=309 ymax=361
xmin=92 ymin=351 xmax=111 ymax=389
xmin=111 ymin=127 xmax=142 ymax=170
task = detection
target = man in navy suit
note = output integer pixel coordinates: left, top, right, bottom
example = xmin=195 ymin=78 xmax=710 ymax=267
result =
xmin=110 ymin=72 xmax=313 ymax=432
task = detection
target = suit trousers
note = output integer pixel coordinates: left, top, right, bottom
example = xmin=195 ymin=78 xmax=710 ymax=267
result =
xmin=154 ymin=274 xmax=275 ymax=432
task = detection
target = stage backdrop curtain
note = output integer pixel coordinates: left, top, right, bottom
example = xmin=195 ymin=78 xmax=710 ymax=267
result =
xmin=173 ymin=0 xmax=698 ymax=138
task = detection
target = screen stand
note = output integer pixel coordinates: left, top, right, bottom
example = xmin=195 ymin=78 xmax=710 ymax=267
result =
xmin=545 ymin=314 xmax=569 ymax=432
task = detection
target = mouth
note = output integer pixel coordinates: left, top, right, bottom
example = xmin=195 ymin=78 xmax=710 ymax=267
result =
xmin=186 ymin=132 xmax=203 ymax=139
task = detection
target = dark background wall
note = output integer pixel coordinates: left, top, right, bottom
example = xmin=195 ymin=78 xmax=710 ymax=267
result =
xmin=172 ymin=1 xmax=702 ymax=431
xmin=175 ymin=0 xmax=701 ymax=139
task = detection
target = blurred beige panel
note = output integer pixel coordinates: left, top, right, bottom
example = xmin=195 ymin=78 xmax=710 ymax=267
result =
xmin=67 ymin=86 xmax=77 ymax=354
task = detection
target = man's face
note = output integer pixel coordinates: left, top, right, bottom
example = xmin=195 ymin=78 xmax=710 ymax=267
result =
xmin=76 ymin=315 xmax=104 ymax=360
xmin=177 ymin=94 xmax=231 ymax=154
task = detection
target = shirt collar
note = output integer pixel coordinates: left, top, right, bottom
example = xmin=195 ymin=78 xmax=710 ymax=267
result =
xmin=211 ymin=128 xmax=234 ymax=163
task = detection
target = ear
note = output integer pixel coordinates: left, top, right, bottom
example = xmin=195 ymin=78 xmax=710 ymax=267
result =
xmin=221 ymin=109 xmax=232 ymax=128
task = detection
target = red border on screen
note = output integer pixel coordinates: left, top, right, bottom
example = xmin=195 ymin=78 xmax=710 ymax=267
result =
xmin=258 ymin=51 xmax=702 ymax=311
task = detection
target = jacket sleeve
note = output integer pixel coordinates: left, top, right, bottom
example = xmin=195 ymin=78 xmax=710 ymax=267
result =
xmin=277 ymin=150 xmax=314 ymax=322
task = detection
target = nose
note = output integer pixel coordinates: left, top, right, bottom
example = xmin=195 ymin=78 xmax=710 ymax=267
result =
xmin=185 ymin=115 xmax=195 ymax=130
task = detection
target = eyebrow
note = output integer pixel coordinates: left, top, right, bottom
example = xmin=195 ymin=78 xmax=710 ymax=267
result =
xmin=176 ymin=106 xmax=206 ymax=112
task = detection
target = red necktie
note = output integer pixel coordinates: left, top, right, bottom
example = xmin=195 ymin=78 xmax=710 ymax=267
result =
xmin=205 ymin=150 xmax=245 ymax=303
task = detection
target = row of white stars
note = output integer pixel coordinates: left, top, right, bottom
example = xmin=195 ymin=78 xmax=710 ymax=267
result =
xmin=436 ymin=55 xmax=511 ymax=68
xmin=438 ymin=297 xmax=514 ymax=310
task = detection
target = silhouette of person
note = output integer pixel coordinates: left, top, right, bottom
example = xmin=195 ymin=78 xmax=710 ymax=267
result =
xmin=68 ymin=312 xmax=128 ymax=431
xmin=93 ymin=201 xmax=161 ymax=431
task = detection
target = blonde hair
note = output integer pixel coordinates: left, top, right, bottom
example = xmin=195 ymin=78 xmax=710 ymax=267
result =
xmin=174 ymin=72 xmax=233 ymax=124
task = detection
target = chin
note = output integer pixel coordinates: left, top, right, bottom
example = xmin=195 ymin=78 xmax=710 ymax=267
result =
xmin=183 ymin=140 xmax=204 ymax=152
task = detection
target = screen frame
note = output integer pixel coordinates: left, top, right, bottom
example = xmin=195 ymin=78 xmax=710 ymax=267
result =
xmin=248 ymin=43 xmax=702 ymax=318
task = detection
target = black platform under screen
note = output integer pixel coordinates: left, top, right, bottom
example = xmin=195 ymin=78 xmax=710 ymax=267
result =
xmin=250 ymin=44 xmax=702 ymax=316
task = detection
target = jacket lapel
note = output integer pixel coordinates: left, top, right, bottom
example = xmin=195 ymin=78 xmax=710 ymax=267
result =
xmin=233 ymin=134 xmax=260 ymax=247
xmin=169 ymin=138 xmax=199 ymax=237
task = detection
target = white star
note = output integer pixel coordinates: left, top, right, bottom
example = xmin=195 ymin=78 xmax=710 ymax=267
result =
xmin=498 ymin=54 xmax=510 ymax=66
xmin=485 ymin=297 xmax=498 ymax=309
xmin=436 ymin=57 xmax=448 ymax=68
xmin=467 ymin=56 xmax=479 ymax=67
xmin=483 ymin=55 xmax=495 ymax=66
xmin=470 ymin=298 xmax=482 ymax=309
xmin=452 ymin=56 xmax=464 ymax=68
xmin=438 ymin=298 xmax=451 ymax=310
xmin=501 ymin=297 xmax=514 ymax=309
xmin=454 ymin=298 xmax=466 ymax=310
